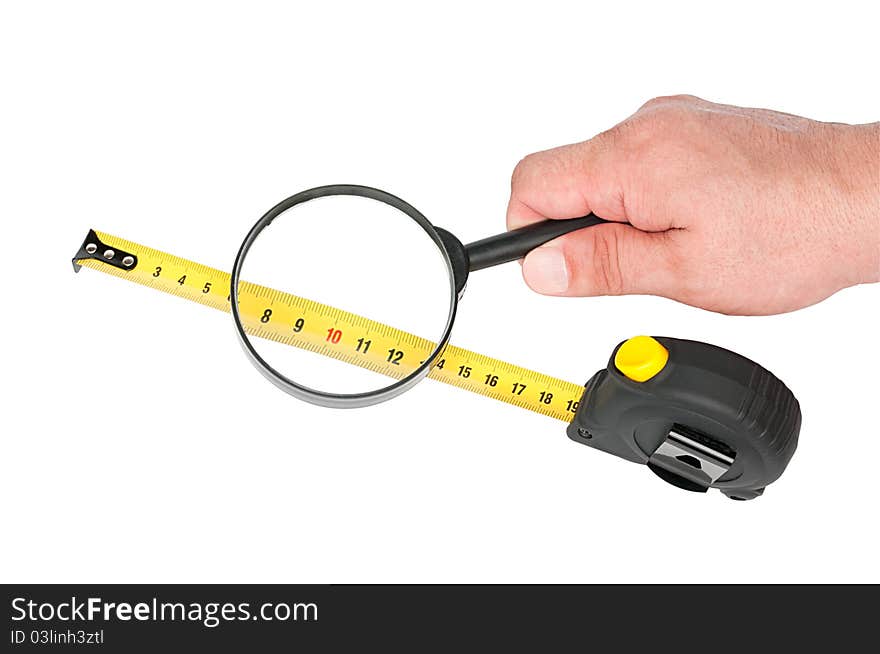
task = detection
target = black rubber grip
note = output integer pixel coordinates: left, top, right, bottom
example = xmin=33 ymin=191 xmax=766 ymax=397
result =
xmin=465 ymin=215 xmax=606 ymax=271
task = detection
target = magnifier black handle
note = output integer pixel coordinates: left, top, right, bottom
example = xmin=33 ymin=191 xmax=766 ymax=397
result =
xmin=465 ymin=215 xmax=607 ymax=271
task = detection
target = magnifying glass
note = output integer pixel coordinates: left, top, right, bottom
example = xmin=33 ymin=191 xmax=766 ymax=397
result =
xmin=230 ymin=184 xmax=605 ymax=408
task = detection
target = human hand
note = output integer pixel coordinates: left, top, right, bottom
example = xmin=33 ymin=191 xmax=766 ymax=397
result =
xmin=508 ymin=95 xmax=879 ymax=315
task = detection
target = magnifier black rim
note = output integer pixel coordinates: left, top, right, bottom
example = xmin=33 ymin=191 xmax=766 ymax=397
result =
xmin=230 ymin=184 xmax=458 ymax=408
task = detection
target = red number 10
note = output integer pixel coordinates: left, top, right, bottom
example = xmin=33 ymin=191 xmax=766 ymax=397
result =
xmin=326 ymin=328 xmax=342 ymax=344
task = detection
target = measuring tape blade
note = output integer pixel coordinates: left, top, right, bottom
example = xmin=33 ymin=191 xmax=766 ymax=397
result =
xmin=74 ymin=230 xmax=585 ymax=421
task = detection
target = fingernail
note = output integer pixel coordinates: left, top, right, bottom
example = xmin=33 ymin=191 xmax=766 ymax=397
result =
xmin=523 ymin=246 xmax=569 ymax=294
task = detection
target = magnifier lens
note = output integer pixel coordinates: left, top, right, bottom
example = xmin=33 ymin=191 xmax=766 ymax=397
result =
xmin=236 ymin=192 xmax=453 ymax=397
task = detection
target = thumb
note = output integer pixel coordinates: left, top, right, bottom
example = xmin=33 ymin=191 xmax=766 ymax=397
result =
xmin=521 ymin=222 xmax=680 ymax=297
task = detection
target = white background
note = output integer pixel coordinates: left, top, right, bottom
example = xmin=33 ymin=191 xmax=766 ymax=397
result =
xmin=1 ymin=1 xmax=878 ymax=583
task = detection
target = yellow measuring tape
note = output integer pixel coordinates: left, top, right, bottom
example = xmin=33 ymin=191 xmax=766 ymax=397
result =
xmin=77 ymin=230 xmax=585 ymax=421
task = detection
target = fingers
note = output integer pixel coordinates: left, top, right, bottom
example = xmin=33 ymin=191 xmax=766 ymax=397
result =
xmin=521 ymin=222 xmax=680 ymax=297
xmin=506 ymin=137 xmax=628 ymax=231
xmin=508 ymin=109 xmax=691 ymax=298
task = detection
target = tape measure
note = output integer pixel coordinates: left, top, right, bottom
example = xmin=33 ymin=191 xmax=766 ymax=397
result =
xmin=73 ymin=229 xmax=802 ymax=500
xmin=73 ymin=229 xmax=584 ymax=421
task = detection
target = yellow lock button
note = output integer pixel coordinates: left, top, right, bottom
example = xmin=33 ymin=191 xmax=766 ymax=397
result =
xmin=614 ymin=336 xmax=669 ymax=382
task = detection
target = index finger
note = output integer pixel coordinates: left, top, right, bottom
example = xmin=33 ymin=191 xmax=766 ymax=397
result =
xmin=506 ymin=137 xmax=628 ymax=231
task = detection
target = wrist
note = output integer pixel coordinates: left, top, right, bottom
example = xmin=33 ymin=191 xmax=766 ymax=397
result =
xmin=833 ymin=122 xmax=880 ymax=286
